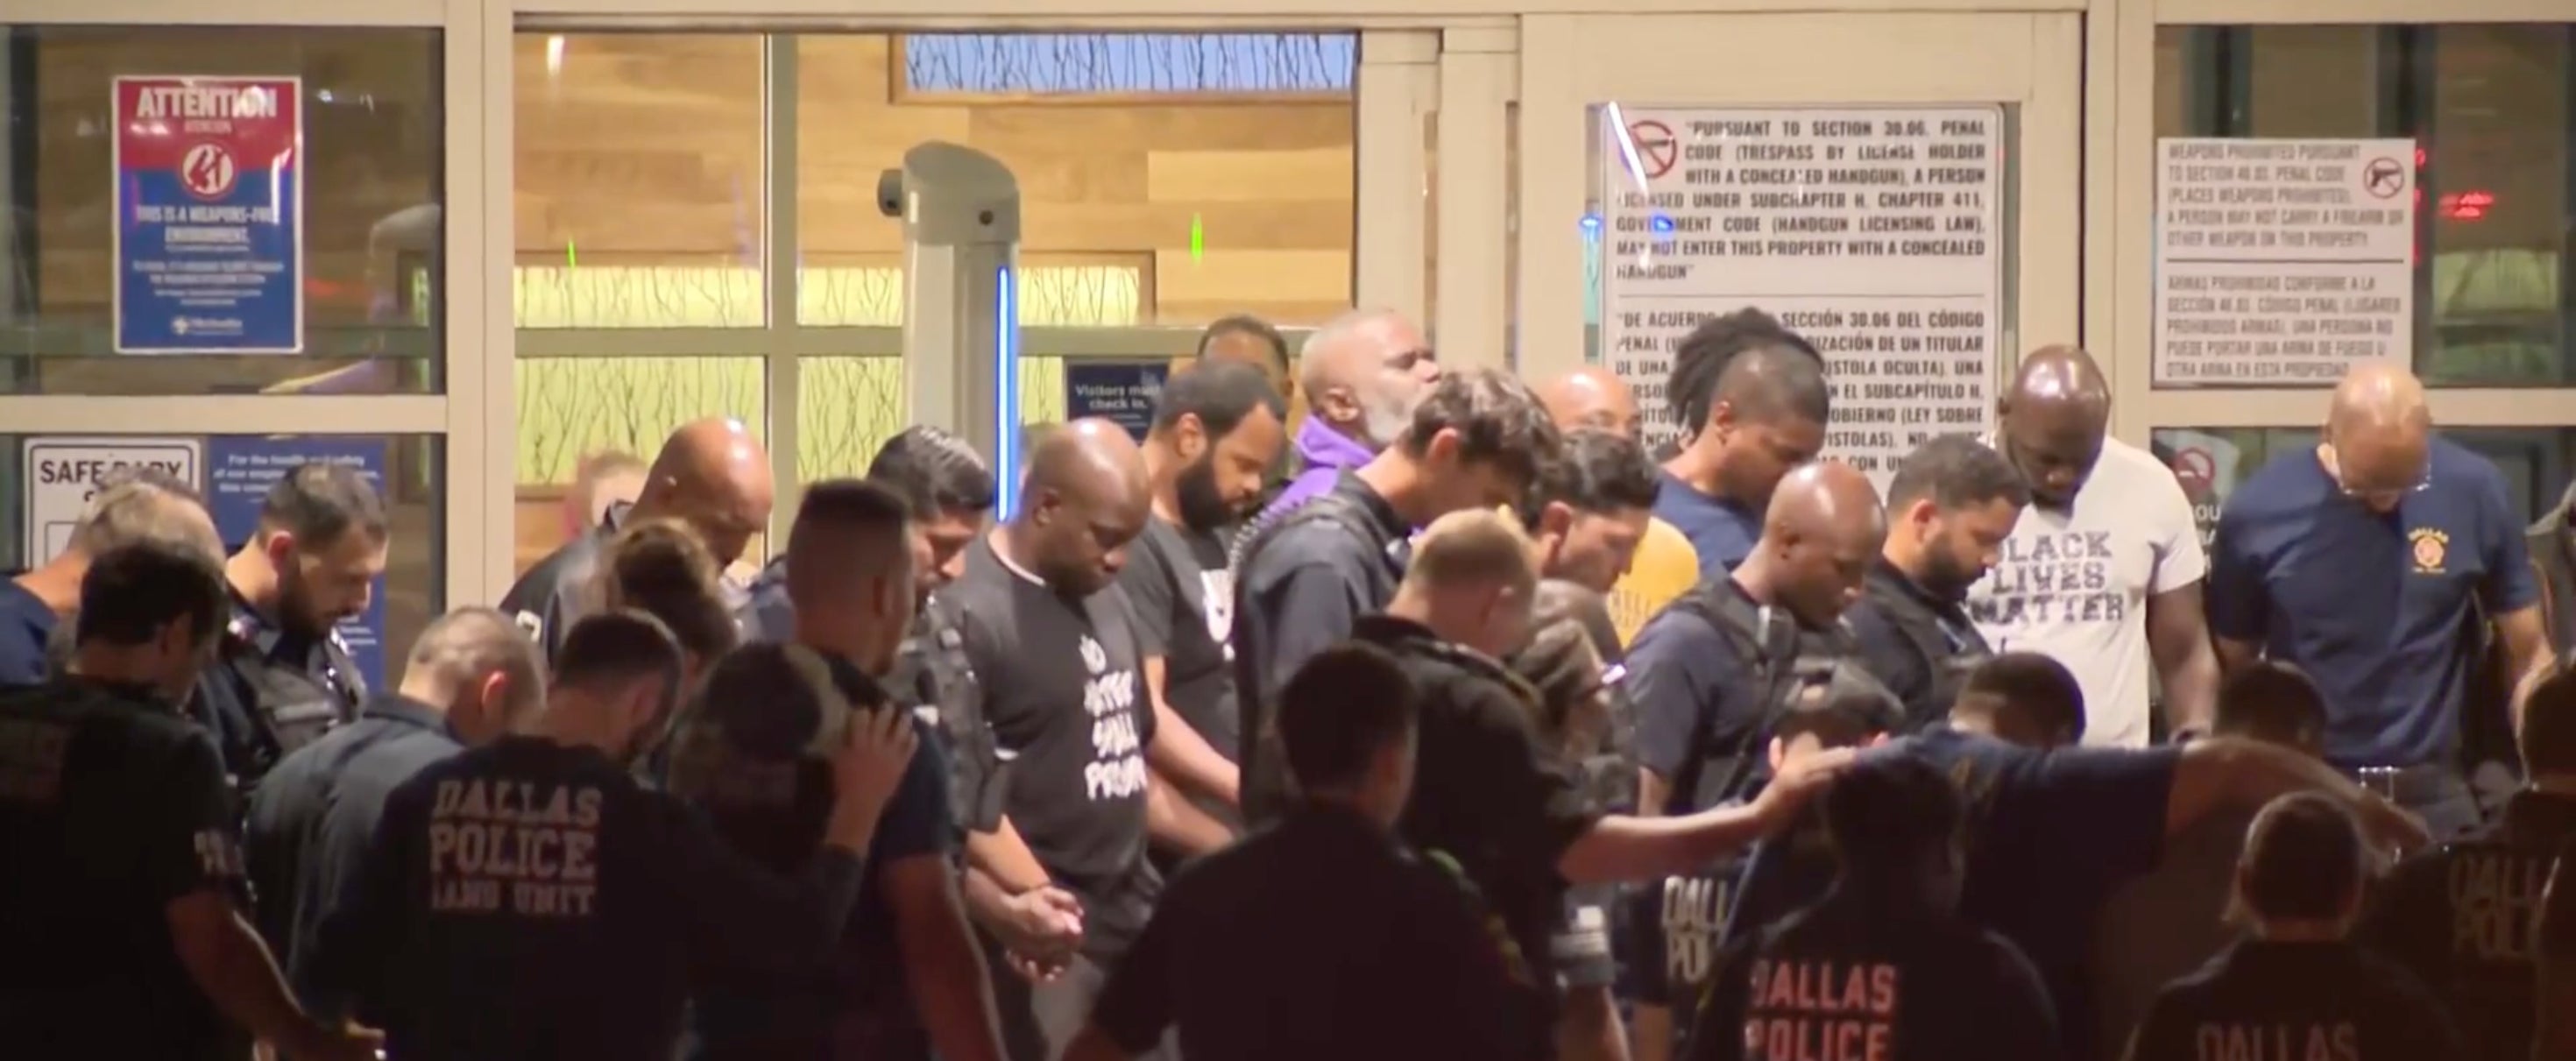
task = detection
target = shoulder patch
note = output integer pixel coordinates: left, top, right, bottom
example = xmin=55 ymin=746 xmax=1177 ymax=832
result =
xmin=512 ymin=610 xmax=544 ymax=641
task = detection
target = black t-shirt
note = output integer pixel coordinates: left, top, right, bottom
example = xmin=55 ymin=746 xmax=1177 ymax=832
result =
xmin=2127 ymin=941 xmax=2462 ymax=1061
xmin=1352 ymin=614 xmax=1603 ymax=992
xmin=303 ymin=735 xmax=867 ymax=1061
xmin=949 ymin=533 xmax=1163 ymax=958
xmin=2362 ymin=790 xmax=2576 ymax=1061
xmin=1090 ymin=805 xmax=1550 ymax=1061
xmin=0 ymin=678 xmax=251 ymax=1060
xmin=1732 ymin=727 xmax=2176 ymax=1058
xmin=1688 ymin=888 xmax=2061 ymax=1061
xmin=1233 ymin=475 xmax=1409 ymax=820
xmin=1120 ymin=516 xmax=1239 ymax=760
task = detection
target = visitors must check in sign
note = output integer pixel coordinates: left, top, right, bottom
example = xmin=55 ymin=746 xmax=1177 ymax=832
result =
xmin=1596 ymin=105 xmax=2005 ymax=488
xmin=113 ymin=75 xmax=306 ymax=355
xmin=21 ymin=437 xmax=205 ymax=566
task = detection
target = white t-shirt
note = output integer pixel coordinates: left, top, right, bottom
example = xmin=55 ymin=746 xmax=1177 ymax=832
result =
xmin=1965 ymin=436 xmax=2206 ymax=746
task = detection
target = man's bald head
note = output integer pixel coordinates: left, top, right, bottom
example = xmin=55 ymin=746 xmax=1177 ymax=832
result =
xmin=637 ymin=418 xmax=774 ymax=567
xmin=1299 ymin=308 xmax=1437 ymax=449
xmin=1998 ymin=345 xmax=2112 ymax=508
xmin=1750 ymin=461 xmax=1887 ymax=626
xmin=2324 ymin=363 xmax=2431 ymax=512
xmin=1016 ymin=419 xmax=1152 ymax=596
xmin=1539 ymin=366 xmax=1643 ymax=441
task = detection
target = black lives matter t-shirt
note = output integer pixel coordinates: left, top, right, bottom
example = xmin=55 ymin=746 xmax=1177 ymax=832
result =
xmin=1688 ymin=892 xmax=2060 ymax=1061
xmin=305 ymin=736 xmax=866 ymax=1061
xmin=0 ymin=679 xmax=250 ymax=1061
xmin=1119 ymin=517 xmax=1238 ymax=760
xmin=950 ymin=534 xmax=1162 ymax=957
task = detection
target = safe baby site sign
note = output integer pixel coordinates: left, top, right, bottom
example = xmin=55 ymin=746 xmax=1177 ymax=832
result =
xmin=113 ymin=76 xmax=305 ymax=355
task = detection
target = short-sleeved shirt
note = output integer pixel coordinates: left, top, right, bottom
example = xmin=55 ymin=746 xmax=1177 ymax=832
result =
xmin=244 ymin=692 xmax=464 ymax=1012
xmin=1354 ymin=614 xmax=1603 ymax=993
xmin=1966 ymin=436 xmax=2204 ymax=747
xmin=1089 ymin=805 xmax=1550 ymax=1061
xmin=685 ymin=654 xmax=959 ymax=1060
xmin=2126 ymin=941 xmax=2461 ymax=1061
xmin=304 ymin=735 xmax=867 ymax=1061
xmin=1847 ymin=559 xmax=1992 ymax=732
xmin=1120 ymin=516 xmax=1239 ymax=760
xmin=0 ymin=678 xmax=251 ymax=1060
xmin=1652 ymin=472 xmax=1760 ymax=576
xmin=0 ymin=578 xmax=58 ymax=686
xmin=2207 ymin=438 xmax=2541 ymax=767
xmin=1687 ymin=890 xmax=2062 ymax=1061
xmin=1610 ymin=517 xmax=1700 ymax=646
xmin=1730 ymin=727 xmax=2176 ymax=1057
xmin=1232 ymin=474 xmax=1409 ymax=820
xmin=949 ymin=532 xmax=1163 ymax=958
xmin=2360 ymin=790 xmax=2576 ymax=1061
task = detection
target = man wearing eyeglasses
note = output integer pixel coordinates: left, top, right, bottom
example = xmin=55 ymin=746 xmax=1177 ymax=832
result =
xmin=2207 ymin=363 xmax=2557 ymax=841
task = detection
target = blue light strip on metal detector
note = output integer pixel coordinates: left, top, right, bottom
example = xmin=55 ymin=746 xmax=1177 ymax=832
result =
xmin=994 ymin=265 xmax=1022 ymax=519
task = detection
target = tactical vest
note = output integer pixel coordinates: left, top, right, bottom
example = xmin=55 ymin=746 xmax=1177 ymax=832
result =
xmin=1235 ymin=490 xmax=1410 ymax=820
xmin=1230 ymin=488 xmax=1411 ymax=586
xmin=1858 ymin=576 xmax=1992 ymax=732
xmin=207 ymin=618 xmax=364 ymax=794
xmin=902 ymin=597 xmax=1010 ymax=835
xmin=1658 ymin=585 xmax=1849 ymax=814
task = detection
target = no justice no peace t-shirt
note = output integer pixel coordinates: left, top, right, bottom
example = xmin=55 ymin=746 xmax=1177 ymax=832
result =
xmin=1964 ymin=436 xmax=2205 ymax=747
xmin=951 ymin=534 xmax=1162 ymax=954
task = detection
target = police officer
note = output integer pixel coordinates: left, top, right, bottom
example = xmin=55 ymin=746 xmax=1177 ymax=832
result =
xmin=1708 ymin=661 xmax=1907 ymax=960
xmin=244 ymin=607 xmax=542 ymax=1011
xmin=302 ymin=612 xmax=917 ymax=1060
xmin=2363 ymin=662 xmax=2576 ymax=1061
xmin=1845 ymin=435 xmax=2028 ymax=732
xmin=0 ymin=467 xmax=219 ymax=683
xmin=2126 ymin=793 xmax=2463 ymax=1061
xmin=1342 ymin=508 xmax=1847 ymax=1032
xmin=1688 ymin=756 xmax=2060 ymax=1061
xmin=1062 ymin=643 xmax=1549 ymax=1061
xmin=1514 ymin=583 xmax=1641 ymax=1061
xmin=684 ymin=479 xmax=1005 ymax=1061
xmin=1624 ymin=460 xmax=1885 ymax=1058
xmin=1233 ymin=369 xmax=1562 ymax=820
xmin=199 ymin=462 xmax=389 ymax=801
xmin=0 ymin=541 xmax=379 ymax=1061
xmin=506 ymin=417 xmax=775 ymax=661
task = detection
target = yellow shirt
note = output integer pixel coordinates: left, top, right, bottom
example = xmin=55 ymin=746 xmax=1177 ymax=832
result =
xmin=1609 ymin=516 xmax=1699 ymax=645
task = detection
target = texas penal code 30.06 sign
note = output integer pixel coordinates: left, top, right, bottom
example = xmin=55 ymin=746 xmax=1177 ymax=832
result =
xmin=1597 ymin=106 xmax=2005 ymax=485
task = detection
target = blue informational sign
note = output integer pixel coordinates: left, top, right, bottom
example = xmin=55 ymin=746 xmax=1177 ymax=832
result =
xmin=1065 ymin=361 xmax=1170 ymax=442
xmin=114 ymin=75 xmax=305 ymax=354
xmin=206 ymin=438 xmax=391 ymax=691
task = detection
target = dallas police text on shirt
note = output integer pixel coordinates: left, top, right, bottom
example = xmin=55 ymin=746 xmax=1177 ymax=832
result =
xmin=428 ymin=778 xmax=604 ymax=917
xmin=1740 ymin=958 xmax=1896 ymax=1061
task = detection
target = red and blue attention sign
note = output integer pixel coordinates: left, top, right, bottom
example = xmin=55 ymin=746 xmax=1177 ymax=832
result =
xmin=113 ymin=76 xmax=304 ymax=355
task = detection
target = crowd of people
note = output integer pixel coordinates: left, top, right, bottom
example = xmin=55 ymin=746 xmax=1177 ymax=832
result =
xmin=4 ymin=303 xmax=2575 ymax=1061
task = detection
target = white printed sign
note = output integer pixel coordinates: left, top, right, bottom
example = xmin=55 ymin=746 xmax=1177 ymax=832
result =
xmin=2153 ymin=138 xmax=2416 ymax=385
xmin=1598 ymin=106 xmax=2006 ymax=485
xmin=22 ymin=437 xmax=203 ymax=565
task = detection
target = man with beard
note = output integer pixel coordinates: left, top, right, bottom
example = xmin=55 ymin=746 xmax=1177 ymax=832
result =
xmin=506 ymin=418 xmax=775 ymax=662
xmin=1122 ymin=361 xmax=1287 ymax=783
xmin=198 ymin=462 xmax=391 ymax=800
xmin=1254 ymin=308 xmax=1440 ymax=525
xmin=305 ymin=612 xmax=922 ymax=1060
xmin=1844 ymin=435 xmax=2030 ymax=731
xmin=1967 ymin=345 xmax=2218 ymax=748
xmin=947 ymin=421 xmax=1238 ymax=1060
xmin=1654 ymin=311 xmax=1829 ymax=575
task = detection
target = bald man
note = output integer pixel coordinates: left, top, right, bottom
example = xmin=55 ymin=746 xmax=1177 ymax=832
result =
xmin=1655 ymin=310 xmax=1830 ymax=574
xmin=1621 ymin=461 xmax=1886 ymax=1057
xmin=2209 ymin=363 xmax=2554 ymax=840
xmin=1257 ymin=308 xmax=1440 ymax=523
xmin=1966 ymin=344 xmax=2219 ymax=750
xmin=945 ymin=418 xmax=1235 ymax=1061
xmin=1540 ymin=367 xmax=1700 ymax=645
xmin=502 ymin=417 xmax=775 ymax=661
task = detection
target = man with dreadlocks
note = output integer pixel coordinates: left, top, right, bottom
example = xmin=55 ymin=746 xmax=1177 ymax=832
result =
xmin=1651 ymin=309 xmax=1829 ymax=575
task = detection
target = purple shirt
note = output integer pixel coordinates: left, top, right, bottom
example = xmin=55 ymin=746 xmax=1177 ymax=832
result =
xmin=1258 ymin=417 xmax=1378 ymax=525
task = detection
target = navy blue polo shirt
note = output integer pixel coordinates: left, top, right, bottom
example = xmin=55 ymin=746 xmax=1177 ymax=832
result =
xmin=2208 ymin=439 xmax=2539 ymax=767
xmin=0 ymin=578 xmax=57 ymax=685
xmin=1651 ymin=472 xmax=1759 ymax=574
